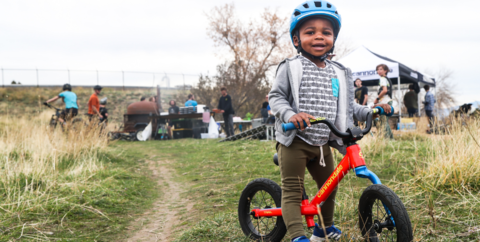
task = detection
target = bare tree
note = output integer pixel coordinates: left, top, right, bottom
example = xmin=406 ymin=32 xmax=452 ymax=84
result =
xmin=424 ymin=68 xmax=456 ymax=110
xmin=332 ymin=38 xmax=357 ymax=61
xmin=191 ymin=3 xmax=290 ymax=119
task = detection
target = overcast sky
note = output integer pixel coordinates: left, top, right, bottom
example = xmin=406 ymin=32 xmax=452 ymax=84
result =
xmin=0 ymin=0 xmax=478 ymax=105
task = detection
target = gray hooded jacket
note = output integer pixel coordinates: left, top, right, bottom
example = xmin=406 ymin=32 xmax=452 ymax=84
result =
xmin=268 ymin=56 xmax=370 ymax=155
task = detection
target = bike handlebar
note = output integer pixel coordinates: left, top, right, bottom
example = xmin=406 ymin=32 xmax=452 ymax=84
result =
xmin=281 ymin=106 xmax=394 ymax=139
xmin=43 ymin=102 xmax=62 ymax=111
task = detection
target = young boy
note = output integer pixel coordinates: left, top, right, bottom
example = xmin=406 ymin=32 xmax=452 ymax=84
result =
xmin=373 ymin=64 xmax=393 ymax=139
xmin=269 ymin=1 xmax=391 ymax=241
xmin=354 ymin=78 xmax=368 ymax=106
xmin=99 ymin=97 xmax=108 ymax=124
xmin=88 ymin=85 xmax=103 ymax=121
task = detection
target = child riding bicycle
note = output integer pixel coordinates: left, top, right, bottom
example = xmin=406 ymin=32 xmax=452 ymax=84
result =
xmin=44 ymin=83 xmax=79 ymax=125
xmin=268 ymin=1 xmax=391 ymax=241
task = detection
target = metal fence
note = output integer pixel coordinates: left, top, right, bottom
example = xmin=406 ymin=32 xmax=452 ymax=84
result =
xmin=0 ymin=68 xmax=201 ymax=89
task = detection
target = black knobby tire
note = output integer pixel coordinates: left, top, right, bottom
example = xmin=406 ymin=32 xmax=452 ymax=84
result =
xmin=358 ymin=184 xmax=413 ymax=242
xmin=238 ymin=178 xmax=286 ymax=242
xmin=50 ymin=118 xmax=57 ymax=129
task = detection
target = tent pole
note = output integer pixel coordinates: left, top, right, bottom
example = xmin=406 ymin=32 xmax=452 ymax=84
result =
xmin=397 ymin=76 xmax=402 ymax=123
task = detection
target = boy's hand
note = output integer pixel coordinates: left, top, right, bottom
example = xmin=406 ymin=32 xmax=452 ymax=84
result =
xmin=373 ymin=104 xmax=391 ymax=118
xmin=288 ymin=112 xmax=315 ymax=131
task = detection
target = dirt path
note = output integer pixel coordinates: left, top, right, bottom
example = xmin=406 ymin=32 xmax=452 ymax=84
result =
xmin=127 ymin=159 xmax=194 ymax=242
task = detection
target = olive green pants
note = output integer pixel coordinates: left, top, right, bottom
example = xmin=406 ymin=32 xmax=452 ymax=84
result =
xmin=277 ymin=137 xmax=337 ymax=239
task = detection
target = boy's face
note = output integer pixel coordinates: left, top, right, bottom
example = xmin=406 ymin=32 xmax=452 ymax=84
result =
xmin=293 ymin=18 xmax=334 ymax=58
xmin=376 ymin=67 xmax=387 ymax=77
xmin=355 ymin=79 xmax=362 ymax=87
xmin=221 ymin=90 xmax=227 ymax=96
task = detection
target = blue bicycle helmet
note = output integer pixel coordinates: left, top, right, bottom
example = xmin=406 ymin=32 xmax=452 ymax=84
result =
xmin=290 ymin=0 xmax=342 ymax=60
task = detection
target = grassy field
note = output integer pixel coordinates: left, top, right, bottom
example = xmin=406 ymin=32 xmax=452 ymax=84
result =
xmin=0 ymin=114 xmax=160 ymax=241
xmin=2 ymin=87 xmax=479 ymax=241
xmin=112 ymin=116 xmax=480 ymax=241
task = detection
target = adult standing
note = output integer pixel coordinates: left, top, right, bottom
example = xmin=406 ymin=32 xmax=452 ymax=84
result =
xmin=354 ymin=78 xmax=368 ymax=106
xmin=218 ymin=87 xmax=235 ymax=137
xmin=403 ymin=84 xmax=418 ymax=117
xmin=261 ymin=95 xmax=269 ymax=123
xmin=423 ymin=85 xmax=436 ymax=133
xmin=88 ymin=85 xmax=103 ymax=121
xmin=185 ymin=94 xmax=197 ymax=111
xmin=168 ymin=100 xmax=179 ymax=114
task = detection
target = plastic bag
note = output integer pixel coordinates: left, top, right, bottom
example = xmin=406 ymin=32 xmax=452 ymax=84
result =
xmin=208 ymin=117 xmax=219 ymax=138
xmin=140 ymin=122 xmax=152 ymax=141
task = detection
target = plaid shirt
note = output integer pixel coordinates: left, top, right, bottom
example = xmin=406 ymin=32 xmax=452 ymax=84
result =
xmin=296 ymin=56 xmax=338 ymax=146
xmin=424 ymin=91 xmax=435 ymax=111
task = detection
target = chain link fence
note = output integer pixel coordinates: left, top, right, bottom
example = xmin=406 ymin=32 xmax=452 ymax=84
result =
xmin=0 ymin=68 xmax=200 ymax=89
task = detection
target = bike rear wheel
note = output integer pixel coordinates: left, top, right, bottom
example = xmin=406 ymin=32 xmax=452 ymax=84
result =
xmin=238 ymin=178 xmax=286 ymax=242
xmin=358 ymin=184 xmax=413 ymax=242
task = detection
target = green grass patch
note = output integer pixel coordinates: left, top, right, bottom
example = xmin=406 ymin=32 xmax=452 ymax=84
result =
xmin=0 ymin=147 xmax=158 ymax=241
xmin=117 ymin=138 xmax=480 ymax=241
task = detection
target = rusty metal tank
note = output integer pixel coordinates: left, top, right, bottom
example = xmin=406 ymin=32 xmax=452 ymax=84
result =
xmin=123 ymin=101 xmax=159 ymax=133
xmin=122 ymin=86 xmax=163 ymax=138
xmin=127 ymin=101 xmax=158 ymax=115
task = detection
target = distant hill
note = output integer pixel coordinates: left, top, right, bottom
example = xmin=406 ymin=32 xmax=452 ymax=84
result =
xmin=0 ymin=87 xmax=188 ymax=127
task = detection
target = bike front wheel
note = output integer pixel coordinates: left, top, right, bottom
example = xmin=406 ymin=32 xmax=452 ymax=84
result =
xmin=358 ymin=184 xmax=413 ymax=242
xmin=238 ymin=178 xmax=286 ymax=242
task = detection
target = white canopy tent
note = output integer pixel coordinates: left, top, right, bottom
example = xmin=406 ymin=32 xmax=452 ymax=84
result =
xmin=338 ymin=46 xmax=436 ymax=119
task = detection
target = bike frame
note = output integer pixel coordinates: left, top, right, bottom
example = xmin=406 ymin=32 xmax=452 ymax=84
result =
xmin=250 ymin=143 xmax=383 ymax=228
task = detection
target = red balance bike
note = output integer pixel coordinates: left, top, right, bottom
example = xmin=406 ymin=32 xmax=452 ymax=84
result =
xmin=238 ymin=107 xmax=413 ymax=242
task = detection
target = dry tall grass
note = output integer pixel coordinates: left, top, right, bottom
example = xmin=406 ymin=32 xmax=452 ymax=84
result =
xmin=0 ymin=112 xmax=108 ymax=239
xmin=416 ymin=118 xmax=480 ymax=191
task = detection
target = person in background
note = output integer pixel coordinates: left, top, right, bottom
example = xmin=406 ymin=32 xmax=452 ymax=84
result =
xmin=44 ymin=83 xmax=79 ymax=125
xmin=168 ymin=100 xmax=179 ymax=114
xmin=373 ymin=64 xmax=393 ymax=139
xmin=149 ymin=96 xmax=156 ymax=102
xmin=87 ymin=85 xmax=103 ymax=121
xmin=185 ymin=94 xmax=198 ymax=111
xmin=261 ymin=95 xmax=269 ymax=123
xmin=403 ymin=84 xmax=418 ymax=117
xmin=140 ymin=96 xmax=146 ymax=101
xmin=166 ymin=100 xmax=179 ymax=139
xmin=218 ymin=87 xmax=234 ymax=137
xmin=354 ymin=78 xmax=368 ymax=106
xmin=423 ymin=85 xmax=436 ymax=133
xmin=99 ymin=97 xmax=108 ymax=124
xmin=266 ymin=101 xmax=275 ymax=124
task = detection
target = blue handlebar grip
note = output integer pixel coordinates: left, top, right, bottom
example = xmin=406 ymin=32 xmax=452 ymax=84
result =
xmin=282 ymin=121 xmax=307 ymax=132
xmin=282 ymin=123 xmax=295 ymax=132
xmin=375 ymin=106 xmax=394 ymax=117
